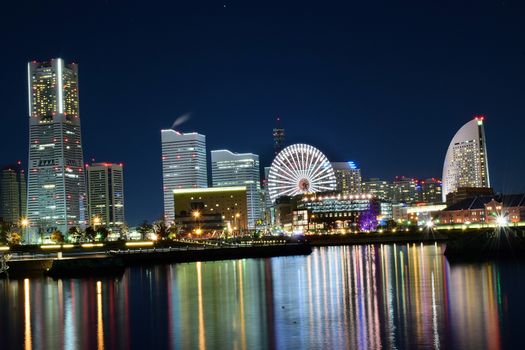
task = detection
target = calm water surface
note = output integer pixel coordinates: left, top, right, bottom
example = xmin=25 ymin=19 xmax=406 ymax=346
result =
xmin=1 ymin=244 xmax=524 ymax=349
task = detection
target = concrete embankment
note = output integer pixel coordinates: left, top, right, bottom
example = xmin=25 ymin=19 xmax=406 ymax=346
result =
xmin=306 ymin=233 xmax=448 ymax=246
xmin=1 ymin=242 xmax=312 ymax=278
xmin=112 ymin=243 xmax=312 ymax=265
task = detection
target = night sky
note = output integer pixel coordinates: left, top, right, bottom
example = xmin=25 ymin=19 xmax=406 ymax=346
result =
xmin=1 ymin=0 xmax=524 ymax=225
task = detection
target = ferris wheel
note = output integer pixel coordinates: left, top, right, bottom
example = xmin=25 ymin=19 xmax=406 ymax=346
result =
xmin=268 ymin=143 xmax=336 ymax=203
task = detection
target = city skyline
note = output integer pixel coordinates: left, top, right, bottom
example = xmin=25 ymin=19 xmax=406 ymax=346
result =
xmin=1 ymin=1 xmax=524 ymax=225
xmin=3 ymin=3 xmax=525 ymax=350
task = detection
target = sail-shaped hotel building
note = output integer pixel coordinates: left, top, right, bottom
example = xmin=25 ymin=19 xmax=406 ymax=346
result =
xmin=442 ymin=116 xmax=490 ymax=202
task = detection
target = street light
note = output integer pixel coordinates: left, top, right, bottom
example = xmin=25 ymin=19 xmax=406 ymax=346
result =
xmin=192 ymin=211 xmax=201 ymax=236
xmin=93 ymin=216 xmax=101 ymax=228
xmin=20 ymin=217 xmax=29 ymax=243
xmin=496 ymin=215 xmax=508 ymax=227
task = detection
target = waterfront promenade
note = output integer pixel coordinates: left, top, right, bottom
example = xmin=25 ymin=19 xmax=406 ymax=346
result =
xmin=3 ymin=227 xmax=525 ymax=278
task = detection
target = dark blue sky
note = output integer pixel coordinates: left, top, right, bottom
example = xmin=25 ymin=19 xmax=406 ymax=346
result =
xmin=1 ymin=0 xmax=524 ymax=225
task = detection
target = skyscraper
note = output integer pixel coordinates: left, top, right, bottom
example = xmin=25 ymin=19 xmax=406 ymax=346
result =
xmin=0 ymin=162 xmax=26 ymax=224
xmin=331 ymin=161 xmax=362 ymax=194
xmin=392 ymin=176 xmax=420 ymax=204
xmin=86 ymin=162 xmax=125 ymax=228
xmin=161 ymin=129 xmax=207 ymax=224
xmin=211 ymin=150 xmax=261 ymax=229
xmin=419 ymin=178 xmax=443 ymax=204
xmin=362 ymin=178 xmax=393 ymax=201
xmin=27 ymin=58 xmax=86 ymax=239
xmin=273 ymin=116 xmax=285 ymax=156
xmin=442 ymin=116 xmax=490 ymax=202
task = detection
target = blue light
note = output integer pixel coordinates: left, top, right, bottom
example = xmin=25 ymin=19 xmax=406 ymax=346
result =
xmin=347 ymin=161 xmax=357 ymax=169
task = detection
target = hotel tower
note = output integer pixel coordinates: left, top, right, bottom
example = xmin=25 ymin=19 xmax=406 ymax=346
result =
xmin=442 ymin=116 xmax=490 ymax=202
xmin=27 ymin=58 xmax=86 ymax=240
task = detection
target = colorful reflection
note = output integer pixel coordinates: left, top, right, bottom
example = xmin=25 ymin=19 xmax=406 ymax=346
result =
xmin=24 ymin=278 xmax=31 ymax=350
xmin=0 ymin=245 xmax=522 ymax=349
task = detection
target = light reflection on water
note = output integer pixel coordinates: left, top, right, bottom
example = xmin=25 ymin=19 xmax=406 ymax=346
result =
xmin=0 ymin=244 xmax=524 ymax=349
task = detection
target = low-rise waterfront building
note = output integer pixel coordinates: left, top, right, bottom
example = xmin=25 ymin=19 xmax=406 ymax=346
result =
xmin=437 ymin=193 xmax=525 ymax=226
xmin=173 ymin=186 xmax=248 ymax=235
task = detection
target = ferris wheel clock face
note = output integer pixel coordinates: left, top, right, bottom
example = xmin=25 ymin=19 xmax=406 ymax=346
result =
xmin=268 ymin=143 xmax=336 ymax=203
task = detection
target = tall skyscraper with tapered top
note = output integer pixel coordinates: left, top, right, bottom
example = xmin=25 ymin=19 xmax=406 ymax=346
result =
xmin=442 ymin=116 xmax=490 ymax=202
xmin=26 ymin=58 xmax=86 ymax=241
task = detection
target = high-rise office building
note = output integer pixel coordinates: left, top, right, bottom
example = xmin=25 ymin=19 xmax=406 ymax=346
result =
xmin=0 ymin=162 xmax=27 ymax=224
xmin=86 ymin=162 xmax=125 ymax=228
xmin=362 ymin=178 xmax=393 ymax=201
xmin=331 ymin=161 xmax=362 ymax=194
xmin=161 ymin=129 xmax=207 ymax=224
xmin=442 ymin=116 xmax=490 ymax=202
xmin=392 ymin=176 xmax=420 ymax=204
xmin=211 ymin=150 xmax=261 ymax=229
xmin=273 ymin=116 xmax=285 ymax=156
xmin=420 ymin=178 xmax=443 ymax=204
xmin=27 ymin=58 xmax=86 ymax=239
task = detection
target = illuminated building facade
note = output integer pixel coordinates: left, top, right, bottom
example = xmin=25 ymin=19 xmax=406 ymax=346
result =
xmin=392 ymin=176 xmax=420 ymax=204
xmin=438 ymin=194 xmax=525 ymax=225
xmin=173 ymin=187 xmax=248 ymax=234
xmin=0 ymin=163 xmax=27 ymax=224
xmin=331 ymin=161 xmax=362 ymax=193
xmin=86 ymin=162 xmax=125 ymax=228
xmin=419 ymin=178 xmax=443 ymax=204
xmin=27 ymin=59 xmax=86 ymax=239
xmin=442 ymin=116 xmax=490 ymax=202
xmin=211 ymin=150 xmax=261 ymax=230
xmin=295 ymin=193 xmax=379 ymax=232
xmin=362 ymin=178 xmax=393 ymax=201
xmin=161 ymin=130 xmax=207 ymax=224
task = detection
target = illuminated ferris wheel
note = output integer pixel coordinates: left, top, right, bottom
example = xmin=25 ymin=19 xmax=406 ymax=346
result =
xmin=268 ymin=143 xmax=336 ymax=203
